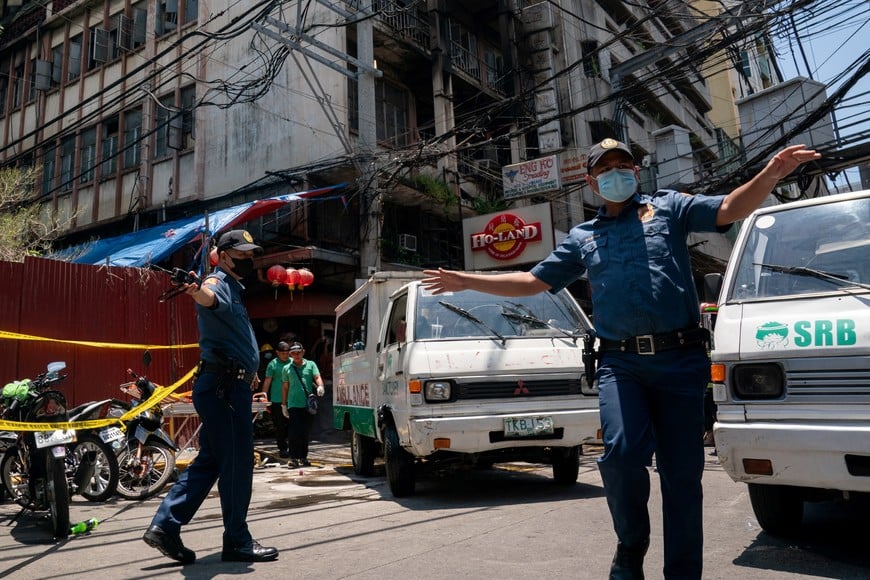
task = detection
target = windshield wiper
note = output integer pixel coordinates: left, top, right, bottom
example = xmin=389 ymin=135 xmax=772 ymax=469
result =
xmin=500 ymin=303 xmax=579 ymax=343
xmin=438 ymin=300 xmax=506 ymax=345
xmin=755 ymin=262 xmax=870 ymax=291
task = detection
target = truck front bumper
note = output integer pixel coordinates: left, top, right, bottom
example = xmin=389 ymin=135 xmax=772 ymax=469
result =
xmin=403 ymin=408 xmax=600 ymax=456
xmin=714 ymin=421 xmax=870 ymax=492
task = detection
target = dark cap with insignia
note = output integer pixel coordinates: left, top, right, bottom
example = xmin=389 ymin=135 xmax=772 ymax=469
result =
xmin=216 ymin=230 xmax=262 ymax=253
xmin=587 ymin=138 xmax=634 ymax=172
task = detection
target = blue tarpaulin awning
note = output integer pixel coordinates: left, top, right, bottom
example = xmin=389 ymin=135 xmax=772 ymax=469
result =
xmin=55 ymin=184 xmax=346 ymax=267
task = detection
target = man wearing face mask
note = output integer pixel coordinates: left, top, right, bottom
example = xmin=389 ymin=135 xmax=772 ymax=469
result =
xmin=143 ymin=229 xmax=279 ymax=564
xmin=421 ymin=139 xmax=820 ymax=580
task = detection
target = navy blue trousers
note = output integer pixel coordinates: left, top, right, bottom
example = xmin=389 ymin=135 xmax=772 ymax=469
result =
xmin=596 ymin=345 xmax=709 ymax=579
xmin=151 ymin=371 xmax=254 ymax=548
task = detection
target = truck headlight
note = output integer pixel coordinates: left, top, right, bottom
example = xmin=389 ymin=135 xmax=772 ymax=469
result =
xmin=732 ymin=364 xmax=783 ymax=399
xmin=424 ymin=380 xmax=452 ymax=402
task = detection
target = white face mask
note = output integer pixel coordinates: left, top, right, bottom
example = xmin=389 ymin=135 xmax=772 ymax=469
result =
xmin=594 ymin=168 xmax=637 ymax=202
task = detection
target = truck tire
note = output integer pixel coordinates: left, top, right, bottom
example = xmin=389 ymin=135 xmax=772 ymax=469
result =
xmin=351 ymin=431 xmax=377 ymax=477
xmin=551 ymin=446 xmax=580 ymax=484
xmin=748 ymin=483 xmax=803 ymax=535
xmin=384 ymin=423 xmax=415 ymax=497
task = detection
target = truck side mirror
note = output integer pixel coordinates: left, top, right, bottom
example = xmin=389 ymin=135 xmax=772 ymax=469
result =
xmin=703 ymin=273 xmax=723 ymax=303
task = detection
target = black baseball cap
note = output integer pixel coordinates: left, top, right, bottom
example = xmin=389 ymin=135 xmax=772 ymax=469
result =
xmin=587 ymin=138 xmax=634 ymax=172
xmin=216 ymin=230 xmax=262 ymax=253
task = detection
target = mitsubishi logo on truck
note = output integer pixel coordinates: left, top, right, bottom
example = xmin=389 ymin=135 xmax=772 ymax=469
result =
xmin=755 ymin=319 xmax=857 ymax=349
xmin=514 ymin=379 xmax=530 ymax=395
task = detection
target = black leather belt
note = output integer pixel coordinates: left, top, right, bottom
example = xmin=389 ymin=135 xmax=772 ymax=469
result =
xmin=198 ymin=361 xmax=256 ymax=384
xmin=599 ymin=327 xmax=709 ymax=355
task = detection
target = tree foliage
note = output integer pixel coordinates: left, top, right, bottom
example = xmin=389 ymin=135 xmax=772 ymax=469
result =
xmin=0 ymin=167 xmax=65 ymax=262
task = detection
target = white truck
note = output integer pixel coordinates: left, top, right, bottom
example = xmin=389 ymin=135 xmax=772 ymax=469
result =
xmin=332 ymin=271 xmax=600 ymax=497
xmin=708 ymin=189 xmax=870 ymax=535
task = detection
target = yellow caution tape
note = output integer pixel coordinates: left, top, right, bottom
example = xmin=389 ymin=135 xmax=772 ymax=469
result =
xmin=0 ymin=366 xmax=198 ymax=432
xmin=0 ymin=330 xmax=198 ymax=350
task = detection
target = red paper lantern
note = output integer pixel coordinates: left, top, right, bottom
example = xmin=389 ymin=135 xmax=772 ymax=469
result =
xmin=209 ymin=248 xmax=219 ymax=267
xmin=285 ymin=267 xmax=301 ymax=289
xmin=266 ymin=265 xmax=288 ymax=287
xmin=298 ymin=268 xmax=314 ymax=288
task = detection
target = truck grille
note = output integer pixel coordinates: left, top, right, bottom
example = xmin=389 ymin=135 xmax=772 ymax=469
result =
xmin=786 ymin=367 xmax=870 ymax=401
xmin=456 ymin=378 xmax=582 ymax=400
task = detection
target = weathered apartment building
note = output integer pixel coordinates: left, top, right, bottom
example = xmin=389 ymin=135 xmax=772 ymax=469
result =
xmin=0 ymin=0 xmax=778 ymax=336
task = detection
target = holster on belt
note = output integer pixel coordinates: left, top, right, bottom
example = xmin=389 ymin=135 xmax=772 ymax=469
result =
xmin=582 ymin=330 xmax=599 ymax=387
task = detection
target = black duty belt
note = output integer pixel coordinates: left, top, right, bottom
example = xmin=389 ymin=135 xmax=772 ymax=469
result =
xmin=198 ymin=361 xmax=256 ymax=384
xmin=599 ymin=327 xmax=709 ymax=355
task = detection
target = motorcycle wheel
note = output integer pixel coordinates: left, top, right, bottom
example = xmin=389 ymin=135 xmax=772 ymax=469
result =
xmin=116 ymin=442 xmax=176 ymax=501
xmin=1 ymin=447 xmax=34 ymax=509
xmin=71 ymin=434 xmax=120 ymax=502
xmin=46 ymin=453 xmax=70 ymax=539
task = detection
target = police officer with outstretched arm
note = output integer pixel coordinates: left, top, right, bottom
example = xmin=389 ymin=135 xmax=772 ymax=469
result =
xmin=143 ymin=229 xmax=278 ymax=564
xmin=422 ymin=140 xmax=820 ymax=580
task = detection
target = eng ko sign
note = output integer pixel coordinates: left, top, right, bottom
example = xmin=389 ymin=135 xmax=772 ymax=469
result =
xmin=463 ymin=203 xmax=555 ymax=270
xmin=502 ymin=155 xmax=561 ymax=199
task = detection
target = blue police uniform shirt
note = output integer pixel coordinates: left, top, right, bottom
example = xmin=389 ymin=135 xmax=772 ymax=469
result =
xmin=531 ymin=191 xmax=726 ymax=340
xmin=196 ymin=268 xmax=259 ymax=374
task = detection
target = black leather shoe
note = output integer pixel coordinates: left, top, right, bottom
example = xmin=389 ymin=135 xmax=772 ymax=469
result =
xmin=609 ymin=538 xmax=649 ymax=580
xmin=222 ymin=540 xmax=279 ymax=562
xmin=143 ymin=525 xmax=196 ymax=564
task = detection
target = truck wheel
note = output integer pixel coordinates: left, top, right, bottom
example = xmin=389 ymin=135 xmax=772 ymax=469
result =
xmin=384 ymin=423 xmax=415 ymax=497
xmin=351 ymin=431 xmax=377 ymax=477
xmin=748 ymin=483 xmax=803 ymax=535
xmin=551 ymin=446 xmax=580 ymax=484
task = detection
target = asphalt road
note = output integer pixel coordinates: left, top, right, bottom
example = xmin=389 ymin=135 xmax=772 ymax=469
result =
xmin=0 ymin=436 xmax=868 ymax=580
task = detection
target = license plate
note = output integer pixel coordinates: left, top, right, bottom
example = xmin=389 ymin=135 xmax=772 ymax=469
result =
xmin=34 ymin=429 xmax=76 ymax=449
xmin=503 ymin=416 xmax=554 ymax=438
xmin=99 ymin=426 xmax=125 ymax=443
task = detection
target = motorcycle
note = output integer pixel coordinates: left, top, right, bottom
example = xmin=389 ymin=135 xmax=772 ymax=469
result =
xmin=111 ymin=369 xmax=178 ymax=500
xmin=0 ymin=362 xmax=85 ymax=538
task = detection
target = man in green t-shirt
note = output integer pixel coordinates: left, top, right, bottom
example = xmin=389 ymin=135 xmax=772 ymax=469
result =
xmin=261 ymin=341 xmax=293 ymax=458
xmin=281 ymin=342 xmax=325 ymax=467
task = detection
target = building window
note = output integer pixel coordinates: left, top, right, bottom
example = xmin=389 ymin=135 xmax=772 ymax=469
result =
xmin=376 ymin=80 xmax=409 ymax=148
xmin=102 ymin=117 xmax=119 ymax=175
xmin=739 ymin=50 xmax=751 ymax=78
xmin=27 ymin=58 xmax=37 ymax=103
xmin=69 ymin=34 xmax=83 ymax=80
xmin=581 ymin=40 xmax=601 ymax=78
xmin=123 ymin=108 xmax=142 ymax=169
xmin=41 ymin=144 xmax=57 ymax=196
xmin=183 ymin=0 xmax=198 ymax=26
xmin=180 ymin=85 xmax=196 ymax=149
xmin=156 ymin=0 xmax=178 ymax=36
xmin=0 ymin=58 xmax=8 ymax=118
xmin=51 ymin=44 xmax=64 ymax=88
xmin=154 ymin=94 xmax=176 ymax=159
xmin=80 ymin=127 xmax=97 ymax=183
xmin=11 ymin=61 xmax=24 ymax=109
xmin=59 ymin=135 xmax=77 ymax=191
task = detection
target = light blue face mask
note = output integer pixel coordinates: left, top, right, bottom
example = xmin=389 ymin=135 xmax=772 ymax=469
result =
xmin=594 ymin=168 xmax=637 ymax=203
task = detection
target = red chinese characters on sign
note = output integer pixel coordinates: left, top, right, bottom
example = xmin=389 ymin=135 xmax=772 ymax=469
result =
xmin=470 ymin=212 xmax=542 ymax=261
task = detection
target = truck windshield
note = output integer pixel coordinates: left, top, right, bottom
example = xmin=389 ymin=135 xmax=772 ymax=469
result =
xmin=414 ymin=287 xmax=590 ymax=340
xmin=729 ymin=196 xmax=870 ymax=301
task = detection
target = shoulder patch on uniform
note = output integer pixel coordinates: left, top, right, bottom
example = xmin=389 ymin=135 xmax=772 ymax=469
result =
xmin=203 ymin=277 xmax=219 ymax=287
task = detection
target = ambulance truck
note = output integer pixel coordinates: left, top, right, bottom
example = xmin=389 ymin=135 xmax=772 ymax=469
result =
xmin=332 ymin=271 xmax=600 ymax=497
xmin=708 ymin=189 xmax=870 ymax=535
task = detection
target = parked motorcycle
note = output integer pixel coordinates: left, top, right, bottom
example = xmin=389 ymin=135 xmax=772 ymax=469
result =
xmin=112 ymin=369 xmax=177 ymax=500
xmin=0 ymin=362 xmax=83 ymax=538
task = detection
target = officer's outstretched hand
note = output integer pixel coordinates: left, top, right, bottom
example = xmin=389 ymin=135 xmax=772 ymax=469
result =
xmin=764 ymin=145 xmax=821 ymax=180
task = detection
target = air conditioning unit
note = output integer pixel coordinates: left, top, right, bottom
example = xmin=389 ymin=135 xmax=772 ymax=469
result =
xmin=398 ymin=233 xmax=417 ymax=252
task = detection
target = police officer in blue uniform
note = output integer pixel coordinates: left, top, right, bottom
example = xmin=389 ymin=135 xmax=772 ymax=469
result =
xmin=143 ymin=229 xmax=279 ymax=564
xmin=422 ymin=140 xmax=819 ymax=579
